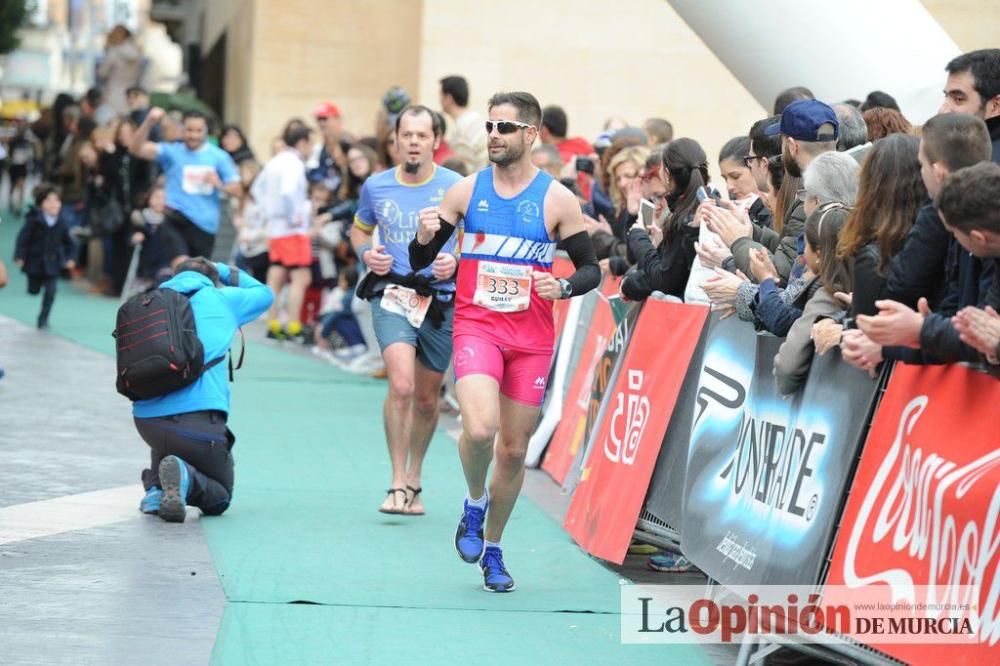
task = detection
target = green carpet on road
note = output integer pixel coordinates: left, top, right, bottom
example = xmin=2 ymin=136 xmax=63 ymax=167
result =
xmin=0 ymin=210 xmax=709 ymax=663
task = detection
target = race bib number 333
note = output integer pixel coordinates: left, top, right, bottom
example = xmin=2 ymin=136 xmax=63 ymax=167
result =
xmin=473 ymin=261 xmax=532 ymax=313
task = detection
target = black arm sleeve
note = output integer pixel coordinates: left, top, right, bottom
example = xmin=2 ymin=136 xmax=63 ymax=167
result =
xmin=408 ymin=217 xmax=457 ymax=271
xmin=562 ymin=230 xmax=601 ymax=296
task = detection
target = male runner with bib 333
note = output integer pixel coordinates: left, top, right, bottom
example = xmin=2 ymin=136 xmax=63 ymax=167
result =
xmin=409 ymin=91 xmax=600 ymax=592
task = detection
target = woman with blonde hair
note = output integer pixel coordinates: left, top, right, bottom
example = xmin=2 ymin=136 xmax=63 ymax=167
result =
xmin=606 ymin=145 xmax=650 ymax=239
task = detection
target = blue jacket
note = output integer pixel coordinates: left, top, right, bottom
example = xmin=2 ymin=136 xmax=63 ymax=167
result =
xmin=133 ymin=263 xmax=274 ymax=418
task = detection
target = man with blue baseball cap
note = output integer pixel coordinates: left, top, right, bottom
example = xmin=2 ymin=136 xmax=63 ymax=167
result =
xmin=709 ymin=99 xmax=839 ymax=283
xmin=765 ymin=98 xmax=839 ymax=177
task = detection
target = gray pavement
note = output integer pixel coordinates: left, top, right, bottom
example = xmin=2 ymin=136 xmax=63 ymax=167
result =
xmin=0 ymin=315 xmax=225 ymax=665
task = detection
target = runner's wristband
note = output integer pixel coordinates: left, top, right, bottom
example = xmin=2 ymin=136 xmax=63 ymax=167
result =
xmin=409 ymin=217 xmax=457 ymax=270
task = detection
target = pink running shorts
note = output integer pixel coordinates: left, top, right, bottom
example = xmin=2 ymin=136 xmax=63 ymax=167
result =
xmin=453 ymin=334 xmax=552 ymax=406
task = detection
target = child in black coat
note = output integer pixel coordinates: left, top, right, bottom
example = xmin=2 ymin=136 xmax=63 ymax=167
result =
xmin=14 ymin=184 xmax=75 ymax=329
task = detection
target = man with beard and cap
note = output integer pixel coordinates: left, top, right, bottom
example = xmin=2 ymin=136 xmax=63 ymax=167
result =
xmin=410 ymin=91 xmax=600 ymax=592
xmin=349 ymin=105 xmax=462 ymax=517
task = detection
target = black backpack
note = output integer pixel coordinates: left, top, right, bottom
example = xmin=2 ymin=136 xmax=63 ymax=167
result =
xmin=113 ymin=288 xmax=243 ymax=401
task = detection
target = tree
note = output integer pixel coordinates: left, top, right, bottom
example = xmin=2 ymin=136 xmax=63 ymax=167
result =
xmin=0 ymin=0 xmax=29 ymax=56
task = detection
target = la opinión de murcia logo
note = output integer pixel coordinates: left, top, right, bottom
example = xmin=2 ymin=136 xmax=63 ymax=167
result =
xmin=605 ymin=369 xmax=650 ymax=465
xmin=842 ymin=396 xmax=1000 ymax=646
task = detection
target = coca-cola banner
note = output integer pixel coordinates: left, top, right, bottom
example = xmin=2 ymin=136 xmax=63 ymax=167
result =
xmin=824 ymin=363 xmax=1000 ymax=664
xmin=681 ymin=317 xmax=881 ymax=587
xmin=541 ymin=275 xmax=622 ymax=485
xmin=564 ymin=301 xmax=708 ymax=563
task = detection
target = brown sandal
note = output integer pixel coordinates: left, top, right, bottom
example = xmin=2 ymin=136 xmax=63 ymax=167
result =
xmin=402 ymin=485 xmax=425 ymax=516
xmin=378 ymin=488 xmax=407 ymax=514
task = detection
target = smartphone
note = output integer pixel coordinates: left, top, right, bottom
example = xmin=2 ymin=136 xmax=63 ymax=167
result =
xmin=696 ymin=186 xmax=720 ymax=205
xmin=575 ymin=156 xmax=595 ymax=175
xmin=639 ymin=198 xmax=656 ymax=228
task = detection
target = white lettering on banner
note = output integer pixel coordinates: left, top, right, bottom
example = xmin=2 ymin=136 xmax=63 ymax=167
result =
xmin=605 ymin=369 xmax=650 ymax=465
xmin=716 ymin=531 xmax=758 ymax=571
xmin=843 ymin=396 xmax=1000 ymax=646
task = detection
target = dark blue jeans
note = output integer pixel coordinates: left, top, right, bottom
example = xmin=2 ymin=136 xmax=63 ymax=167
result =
xmin=321 ymin=311 xmax=365 ymax=347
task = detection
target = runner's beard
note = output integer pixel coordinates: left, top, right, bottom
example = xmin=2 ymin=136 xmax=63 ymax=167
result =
xmin=403 ymin=159 xmax=421 ymax=174
xmin=490 ymin=143 xmax=523 ymax=168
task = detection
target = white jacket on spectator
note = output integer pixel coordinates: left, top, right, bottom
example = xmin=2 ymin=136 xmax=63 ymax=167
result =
xmin=251 ymin=149 xmax=310 ymax=239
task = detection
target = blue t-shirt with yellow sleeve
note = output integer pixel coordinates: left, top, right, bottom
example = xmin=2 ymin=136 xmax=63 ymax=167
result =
xmin=354 ymin=165 xmax=461 ymax=289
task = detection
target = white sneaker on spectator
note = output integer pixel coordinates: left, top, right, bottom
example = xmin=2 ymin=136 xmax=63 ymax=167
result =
xmin=311 ymin=347 xmax=337 ymax=363
xmin=333 ymin=343 xmax=367 ymax=362
xmin=342 ymin=351 xmax=384 ymax=375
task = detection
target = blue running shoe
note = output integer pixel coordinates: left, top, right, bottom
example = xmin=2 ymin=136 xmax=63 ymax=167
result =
xmin=455 ymin=497 xmax=488 ymax=563
xmin=157 ymin=456 xmax=191 ymax=523
xmin=480 ymin=546 xmax=515 ymax=592
xmin=139 ymin=486 xmax=163 ymax=514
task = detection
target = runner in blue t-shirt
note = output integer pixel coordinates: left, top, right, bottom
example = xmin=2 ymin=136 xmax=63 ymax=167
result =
xmin=350 ymin=105 xmax=462 ymax=516
xmin=131 ymin=107 xmax=241 ymax=266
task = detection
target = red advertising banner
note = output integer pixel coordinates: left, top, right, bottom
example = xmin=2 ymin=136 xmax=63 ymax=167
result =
xmin=825 ymin=363 xmax=1000 ymax=664
xmin=563 ymin=300 xmax=708 ymax=563
xmin=542 ymin=275 xmax=622 ymax=484
xmin=551 ymin=256 xmax=575 ymax=344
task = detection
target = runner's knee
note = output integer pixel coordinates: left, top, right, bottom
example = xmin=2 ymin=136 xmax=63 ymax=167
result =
xmin=495 ymin=441 xmax=527 ymax=469
xmin=463 ymin=420 xmax=497 ymax=447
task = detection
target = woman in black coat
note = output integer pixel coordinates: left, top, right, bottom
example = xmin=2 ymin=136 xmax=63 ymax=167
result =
xmin=621 ymin=138 xmax=707 ymax=301
xmin=14 ymin=184 xmax=75 ymax=328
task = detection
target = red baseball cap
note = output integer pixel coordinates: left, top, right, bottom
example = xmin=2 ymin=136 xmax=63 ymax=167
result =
xmin=313 ymin=102 xmax=341 ymax=119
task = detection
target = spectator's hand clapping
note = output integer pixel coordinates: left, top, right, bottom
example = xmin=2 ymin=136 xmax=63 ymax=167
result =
xmin=748 ymin=247 xmax=779 ymax=284
xmin=146 ymin=107 xmax=166 ymax=124
xmin=953 ymin=305 xmax=1000 ymax=361
xmin=811 ymin=318 xmax=844 ymax=356
xmin=842 ymin=329 xmax=883 ymax=377
xmin=856 ymin=298 xmax=930 ymax=348
xmin=131 ymin=232 xmax=145 ymax=245
xmin=704 ymin=204 xmax=751 ymax=247
xmin=702 ymin=267 xmax=748 ymax=306
xmin=695 ymin=237 xmax=731 ymax=269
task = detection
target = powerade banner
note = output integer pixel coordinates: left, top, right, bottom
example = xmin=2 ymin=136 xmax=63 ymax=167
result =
xmin=542 ymin=275 xmax=622 ymax=485
xmin=681 ymin=316 xmax=880 ymax=587
xmin=825 ymin=363 xmax=1000 ymax=664
xmin=564 ymin=301 xmax=707 ymax=563
xmin=560 ymin=295 xmax=636 ymax=493
xmin=642 ymin=309 xmax=714 ymax=532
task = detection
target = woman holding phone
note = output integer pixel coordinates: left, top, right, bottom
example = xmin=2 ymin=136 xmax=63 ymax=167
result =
xmin=621 ymin=138 xmax=710 ymax=301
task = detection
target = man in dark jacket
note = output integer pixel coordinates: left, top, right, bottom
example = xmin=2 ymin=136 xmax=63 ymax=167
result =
xmin=855 ymin=162 xmax=1000 ymax=367
xmin=939 ymin=49 xmax=1000 ymax=166
xmin=132 ymin=258 xmax=273 ymax=522
xmin=14 ymin=184 xmax=75 ymax=329
xmin=844 ymin=114 xmax=993 ymax=369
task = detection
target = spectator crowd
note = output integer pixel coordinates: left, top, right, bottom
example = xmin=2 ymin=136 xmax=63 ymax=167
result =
xmin=3 ymin=29 xmax=1000 ymax=386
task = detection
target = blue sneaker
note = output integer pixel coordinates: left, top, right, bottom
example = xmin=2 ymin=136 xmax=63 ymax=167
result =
xmin=455 ymin=497 xmax=488 ymax=563
xmin=480 ymin=546 xmax=515 ymax=592
xmin=157 ymin=456 xmax=191 ymax=523
xmin=139 ymin=486 xmax=163 ymax=514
